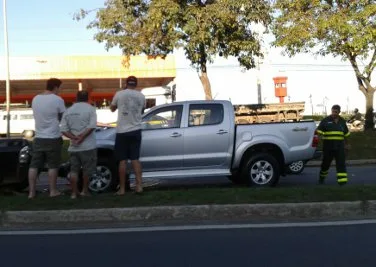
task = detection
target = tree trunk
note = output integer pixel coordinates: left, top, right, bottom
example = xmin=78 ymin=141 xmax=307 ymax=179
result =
xmin=199 ymin=69 xmax=213 ymax=100
xmin=198 ymin=43 xmax=213 ymax=100
xmin=363 ymin=87 xmax=375 ymax=131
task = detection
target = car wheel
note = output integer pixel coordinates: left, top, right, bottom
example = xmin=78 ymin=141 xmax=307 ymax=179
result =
xmin=241 ymin=153 xmax=280 ymax=187
xmin=13 ymin=163 xmax=29 ymax=191
xmin=287 ymin=160 xmax=306 ymax=174
xmin=13 ymin=166 xmax=42 ymax=192
xmin=84 ymin=158 xmax=118 ymax=193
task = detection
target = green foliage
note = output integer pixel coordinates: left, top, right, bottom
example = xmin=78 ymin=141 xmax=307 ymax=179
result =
xmin=271 ymin=0 xmax=376 ymax=129
xmin=272 ymin=0 xmax=376 ymax=62
xmin=75 ymin=0 xmax=272 ymax=71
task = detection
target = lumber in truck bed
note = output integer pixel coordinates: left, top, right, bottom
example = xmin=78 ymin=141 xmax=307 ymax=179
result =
xmin=233 ymin=102 xmax=305 ymax=124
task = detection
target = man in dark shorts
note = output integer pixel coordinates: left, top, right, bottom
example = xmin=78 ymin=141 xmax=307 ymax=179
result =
xmin=111 ymin=76 xmax=145 ymax=194
xmin=28 ymin=78 xmax=66 ymax=199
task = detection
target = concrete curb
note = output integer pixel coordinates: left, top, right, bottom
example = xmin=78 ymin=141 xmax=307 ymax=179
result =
xmin=307 ymin=159 xmax=376 ymax=167
xmin=2 ymin=201 xmax=376 ymax=227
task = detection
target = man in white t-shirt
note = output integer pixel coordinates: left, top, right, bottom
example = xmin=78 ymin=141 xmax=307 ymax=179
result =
xmin=61 ymin=91 xmax=97 ymax=199
xmin=110 ymin=76 xmax=145 ymax=195
xmin=28 ymin=78 xmax=66 ymax=199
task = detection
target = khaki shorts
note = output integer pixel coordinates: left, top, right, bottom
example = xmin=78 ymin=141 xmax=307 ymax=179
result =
xmin=69 ymin=149 xmax=97 ymax=177
xmin=29 ymin=138 xmax=63 ymax=169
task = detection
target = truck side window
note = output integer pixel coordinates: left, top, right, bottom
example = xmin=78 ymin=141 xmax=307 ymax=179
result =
xmin=189 ymin=104 xmax=224 ymax=127
xmin=142 ymin=105 xmax=183 ymax=130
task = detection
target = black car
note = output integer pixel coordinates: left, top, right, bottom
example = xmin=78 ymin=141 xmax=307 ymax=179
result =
xmin=0 ymin=138 xmax=31 ymax=190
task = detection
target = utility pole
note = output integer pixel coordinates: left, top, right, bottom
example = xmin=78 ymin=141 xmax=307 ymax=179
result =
xmin=346 ymin=96 xmax=349 ymax=114
xmin=323 ymin=96 xmax=329 ymax=115
xmin=3 ymin=0 xmax=11 ymax=138
xmin=309 ymin=94 xmax=314 ymax=115
xmin=256 ymin=58 xmax=262 ymax=104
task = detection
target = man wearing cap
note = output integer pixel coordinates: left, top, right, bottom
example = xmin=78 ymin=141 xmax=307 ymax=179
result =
xmin=110 ymin=76 xmax=145 ymax=194
xmin=317 ymin=104 xmax=350 ymax=185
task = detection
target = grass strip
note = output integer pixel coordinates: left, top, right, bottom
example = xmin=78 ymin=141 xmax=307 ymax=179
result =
xmin=1 ymin=185 xmax=376 ymax=211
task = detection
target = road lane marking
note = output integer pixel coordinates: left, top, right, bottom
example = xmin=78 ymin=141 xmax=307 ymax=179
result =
xmin=1 ymin=219 xmax=376 ymax=236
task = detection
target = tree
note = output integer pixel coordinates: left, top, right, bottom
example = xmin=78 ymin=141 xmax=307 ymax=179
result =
xmin=74 ymin=0 xmax=271 ymax=100
xmin=271 ymin=0 xmax=376 ymax=129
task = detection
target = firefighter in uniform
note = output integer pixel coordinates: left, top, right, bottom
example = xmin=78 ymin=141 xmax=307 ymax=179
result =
xmin=317 ymin=104 xmax=350 ymax=185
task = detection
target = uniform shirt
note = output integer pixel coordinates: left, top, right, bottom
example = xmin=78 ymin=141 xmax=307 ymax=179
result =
xmin=111 ymin=89 xmax=145 ymax=133
xmin=32 ymin=94 xmax=66 ymax=139
xmin=60 ymin=102 xmax=97 ymax=152
xmin=317 ymin=115 xmax=350 ymax=150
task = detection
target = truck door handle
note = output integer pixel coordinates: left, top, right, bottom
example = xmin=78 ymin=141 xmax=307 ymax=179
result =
xmin=293 ymin=127 xmax=308 ymax=132
xmin=170 ymin=132 xmax=182 ymax=137
xmin=216 ymin=129 xmax=228 ymax=135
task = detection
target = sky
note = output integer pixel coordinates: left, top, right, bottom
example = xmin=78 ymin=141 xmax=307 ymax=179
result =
xmin=0 ymin=0 xmax=375 ymax=114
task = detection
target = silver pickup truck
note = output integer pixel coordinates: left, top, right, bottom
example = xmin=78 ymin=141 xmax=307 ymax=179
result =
xmin=87 ymin=100 xmax=318 ymax=193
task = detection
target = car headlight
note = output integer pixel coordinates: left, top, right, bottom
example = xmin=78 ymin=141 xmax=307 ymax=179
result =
xmin=19 ymin=145 xmax=31 ymax=164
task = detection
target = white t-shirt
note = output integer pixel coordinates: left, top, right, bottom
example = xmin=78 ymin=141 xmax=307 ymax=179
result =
xmin=32 ymin=94 xmax=66 ymax=139
xmin=60 ymin=102 xmax=97 ymax=152
xmin=111 ymin=89 xmax=145 ymax=133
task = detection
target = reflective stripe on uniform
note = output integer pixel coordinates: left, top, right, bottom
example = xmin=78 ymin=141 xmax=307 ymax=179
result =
xmin=323 ymin=131 xmax=344 ymax=136
xmin=337 ymin=178 xmax=348 ymax=183
xmin=320 ymin=170 xmax=328 ymax=178
xmin=322 ymin=136 xmax=344 ymax=140
xmin=344 ymin=132 xmax=350 ymax=137
xmin=337 ymin=173 xmax=347 ymax=177
xmin=317 ymin=130 xmax=324 ymax=135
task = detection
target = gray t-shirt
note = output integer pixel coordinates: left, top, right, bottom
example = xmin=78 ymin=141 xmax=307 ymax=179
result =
xmin=111 ymin=89 xmax=145 ymax=133
xmin=60 ymin=102 xmax=97 ymax=152
xmin=32 ymin=94 xmax=66 ymax=139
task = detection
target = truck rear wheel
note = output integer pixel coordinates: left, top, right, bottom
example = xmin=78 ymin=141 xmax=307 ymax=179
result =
xmin=241 ymin=153 xmax=280 ymax=187
xmin=286 ymin=160 xmax=306 ymax=174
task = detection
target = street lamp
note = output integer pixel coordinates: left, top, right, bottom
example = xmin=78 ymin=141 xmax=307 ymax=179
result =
xmin=3 ymin=0 xmax=11 ymax=138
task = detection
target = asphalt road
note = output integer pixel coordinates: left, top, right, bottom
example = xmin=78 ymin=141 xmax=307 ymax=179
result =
xmin=1 ymin=222 xmax=376 ymax=267
xmin=34 ymin=165 xmax=376 ymax=192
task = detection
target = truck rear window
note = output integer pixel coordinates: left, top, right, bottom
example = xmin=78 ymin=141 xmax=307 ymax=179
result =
xmin=189 ymin=104 xmax=224 ymax=126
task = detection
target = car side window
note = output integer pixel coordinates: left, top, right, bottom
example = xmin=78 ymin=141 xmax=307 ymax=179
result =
xmin=142 ymin=105 xmax=183 ymax=130
xmin=188 ymin=104 xmax=224 ymax=127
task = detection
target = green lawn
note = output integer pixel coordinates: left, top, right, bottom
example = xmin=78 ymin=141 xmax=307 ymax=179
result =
xmin=345 ymin=131 xmax=376 ymax=159
xmin=1 ymin=185 xmax=376 ymax=211
xmin=316 ymin=131 xmax=376 ymax=160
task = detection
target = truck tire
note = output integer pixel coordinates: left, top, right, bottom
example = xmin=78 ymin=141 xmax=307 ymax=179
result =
xmin=78 ymin=158 xmax=118 ymax=193
xmin=286 ymin=160 xmax=306 ymax=174
xmin=77 ymin=158 xmax=131 ymax=193
xmin=241 ymin=153 xmax=280 ymax=187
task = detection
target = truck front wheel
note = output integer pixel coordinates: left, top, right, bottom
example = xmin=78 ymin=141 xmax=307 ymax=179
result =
xmin=241 ymin=153 xmax=280 ymax=187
